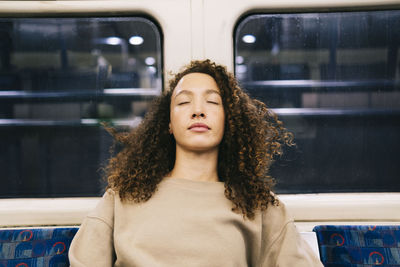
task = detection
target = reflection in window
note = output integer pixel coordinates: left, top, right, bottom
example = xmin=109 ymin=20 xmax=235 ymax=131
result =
xmin=0 ymin=17 xmax=162 ymax=197
xmin=235 ymin=10 xmax=400 ymax=193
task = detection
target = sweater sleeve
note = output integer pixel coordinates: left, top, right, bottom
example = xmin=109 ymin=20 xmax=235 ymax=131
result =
xmin=69 ymin=190 xmax=116 ymax=267
xmin=259 ymin=201 xmax=323 ymax=267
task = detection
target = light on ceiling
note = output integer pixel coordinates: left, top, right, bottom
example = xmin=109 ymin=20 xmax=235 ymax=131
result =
xmin=129 ymin=35 xmax=144 ymax=45
xmin=105 ymin=37 xmax=122 ymax=45
xmin=242 ymin=34 xmax=256 ymax=44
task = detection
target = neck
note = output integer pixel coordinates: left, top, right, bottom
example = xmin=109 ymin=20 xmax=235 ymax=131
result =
xmin=168 ymin=146 xmax=219 ymax=182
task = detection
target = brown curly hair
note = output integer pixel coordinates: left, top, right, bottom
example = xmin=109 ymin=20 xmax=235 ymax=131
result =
xmin=105 ymin=59 xmax=293 ymax=220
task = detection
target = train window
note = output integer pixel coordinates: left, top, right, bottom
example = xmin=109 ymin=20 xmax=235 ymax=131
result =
xmin=235 ymin=10 xmax=400 ymax=193
xmin=0 ymin=17 xmax=162 ymax=197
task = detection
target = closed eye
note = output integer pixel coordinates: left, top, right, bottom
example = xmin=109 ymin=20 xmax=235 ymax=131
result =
xmin=178 ymin=101 xmax=190 ymax=105
xmin=207 ymin=101 xmax=220 ymax=105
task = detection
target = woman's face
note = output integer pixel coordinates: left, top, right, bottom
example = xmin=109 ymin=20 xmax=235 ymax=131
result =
xmin=170 ymin=72 xmax=225 ymax=152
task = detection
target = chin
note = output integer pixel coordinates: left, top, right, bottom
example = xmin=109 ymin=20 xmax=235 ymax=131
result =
xmin=176 ymin=136 xmax=223 ymax=152
xmin=179 ymin=142 xmax=220 ymax=152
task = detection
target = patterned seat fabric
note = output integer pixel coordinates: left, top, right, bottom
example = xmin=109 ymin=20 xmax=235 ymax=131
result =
xmin=313 ymin=225 xmax=400 ymax=267
xmin=0 ymin=227 xmax=78 ymax=267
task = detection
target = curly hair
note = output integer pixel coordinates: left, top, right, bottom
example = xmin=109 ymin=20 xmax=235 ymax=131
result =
xmin=105 ymin=59 xmax=293 ymax=220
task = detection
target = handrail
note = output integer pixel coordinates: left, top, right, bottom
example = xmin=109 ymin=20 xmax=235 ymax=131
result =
xmin=0 ymin=88 xmax=161 ymax=102
xmin=271 ymin=107 xmax=400 ymax=116
xmin=0 ymin=118 xmax=141 ymax=127
xmin=1 ymin=108 xmax=398 ymax=127
xmin=242 ymin=79 xmax=400 ymax=91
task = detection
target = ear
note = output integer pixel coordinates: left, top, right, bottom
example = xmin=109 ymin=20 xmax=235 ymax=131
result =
xmin=168 ymin=122 xmax=172 ymax=134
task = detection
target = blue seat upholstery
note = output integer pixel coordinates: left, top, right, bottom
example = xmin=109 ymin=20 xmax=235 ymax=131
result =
xmin=313 ymin=225 xmax=400 ymax=267
xmin=0 ymin=227 xmax=78 ymax=267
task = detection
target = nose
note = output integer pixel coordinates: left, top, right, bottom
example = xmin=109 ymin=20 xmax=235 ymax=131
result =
xmin=192 ymin=112 xmax=205 ymax=118
xmin=192 ymin=100 xmax=206 ymax=118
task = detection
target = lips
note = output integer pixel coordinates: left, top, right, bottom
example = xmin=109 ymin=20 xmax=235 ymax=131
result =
xmin=188 ymin=122 xmax=210 ymax=131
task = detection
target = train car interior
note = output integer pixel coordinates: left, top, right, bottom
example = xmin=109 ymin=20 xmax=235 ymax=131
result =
xmin=0 ymin=0 xmax=399 ymax=266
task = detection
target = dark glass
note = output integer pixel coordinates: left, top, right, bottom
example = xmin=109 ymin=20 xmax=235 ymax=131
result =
xmin=0 ymin=17 xmax=162 ymax=197
xmin=235 ymin=10 xmax=400 ymax=193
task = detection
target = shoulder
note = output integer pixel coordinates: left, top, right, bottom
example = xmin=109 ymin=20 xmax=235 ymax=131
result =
xmin=86 ymin=189 xmax=117 ymax=227
xmin=96 ymin=188 xmax=117 ymax=206
xmin=258 ymin=196 xmax=324 ymax=267
xmin=260 ymin=195 xmax=294 ymax=243
xmin=262 ymin=195 xmax=293 ymax=225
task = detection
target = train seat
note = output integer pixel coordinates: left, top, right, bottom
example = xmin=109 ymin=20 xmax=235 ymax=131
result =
xmin=0 ymin=227 xmax=78 ymax=267
xmin=313 ymin=225 xmax=400 ymax=266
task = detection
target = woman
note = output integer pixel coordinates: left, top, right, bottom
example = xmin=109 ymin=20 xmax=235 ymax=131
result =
xmin=69 ymin=60 xmax=323 ymax=266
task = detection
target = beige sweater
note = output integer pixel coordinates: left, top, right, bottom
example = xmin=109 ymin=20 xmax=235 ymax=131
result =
xmin=69 ymin=178 xmax=323 ymax=267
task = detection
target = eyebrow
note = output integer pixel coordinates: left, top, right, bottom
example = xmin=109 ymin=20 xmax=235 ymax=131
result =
xmin=174 ymin=89 xmax=220 ymax=99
